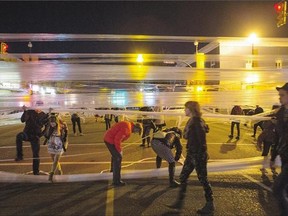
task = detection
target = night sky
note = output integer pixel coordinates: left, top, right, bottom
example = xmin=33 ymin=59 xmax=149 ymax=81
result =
xmin=0 ymin=1 xmax=287 ymax=53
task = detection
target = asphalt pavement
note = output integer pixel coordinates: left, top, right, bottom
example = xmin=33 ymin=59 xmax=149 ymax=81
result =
xmin=0 ymin=115 xmax=282 ymax=215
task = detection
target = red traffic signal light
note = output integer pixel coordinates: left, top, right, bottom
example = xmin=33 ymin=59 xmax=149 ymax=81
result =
xmin=274 ymin=1 xmax=287 ymax=27
xmin=274 ymin=2 xmax=284 ymax=13
xmin=1 ymin=42 xmax=8 ymax=54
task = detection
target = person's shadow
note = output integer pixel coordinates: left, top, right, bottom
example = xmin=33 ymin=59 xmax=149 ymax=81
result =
xmin=166 ymin=190 xmax=185 ymax=211
xmin=220 ymin=138 xmax=238 ymax=154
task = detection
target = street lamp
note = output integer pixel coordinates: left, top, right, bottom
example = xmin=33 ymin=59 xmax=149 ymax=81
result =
xmin=136 ymin=54 xmax=144 ymax=64
xmin=194 ymin=41 xmax=199 ymax=54
xmin=28 ymin=42 xmax=33 ymax=54
xmin=248 ymin=33 xmax=257 ymax=55
xmin=248 ymin=33 xmax=258 ymax=67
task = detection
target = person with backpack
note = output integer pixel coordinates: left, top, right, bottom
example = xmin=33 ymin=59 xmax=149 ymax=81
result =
xmin=44 ymin=114 xmax=68 ymax=182
xmin=229 ymin=105 xmax=243 ymax=140
xmin=151 ymin=125 xmax=183 ymax=187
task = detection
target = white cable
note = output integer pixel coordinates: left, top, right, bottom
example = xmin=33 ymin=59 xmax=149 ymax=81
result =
xmin=0 ymin=156 xmax=280 ymax=183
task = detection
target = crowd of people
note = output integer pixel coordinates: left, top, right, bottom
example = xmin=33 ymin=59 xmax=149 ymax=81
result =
xmin=13 ymin=82 xmax=288 ymax=215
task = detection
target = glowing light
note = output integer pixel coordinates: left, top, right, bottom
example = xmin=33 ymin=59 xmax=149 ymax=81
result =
xmin=245 ymin=74 xmax=259 ymax=84
xmin=196 ymin=86 xmax=204 ymax=92
xmin=111 ymin=90 xmax=127 ymax=106
xmin=248 ymin=33 xmax=258 ymax=44
xmin=32 ymin=85 xmax=39 ymax=92
xmin=136 ymin=54 xmax=144 ymax=64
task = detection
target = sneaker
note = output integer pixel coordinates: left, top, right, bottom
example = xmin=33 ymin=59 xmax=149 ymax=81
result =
xmin=15 ymin=157 xmax=23 ymax=162
xmin=236 ymin=136 xmax=240 ymax=140
xmin=48 ymin=172 xmax=54 ymax=182
xmin=139 ymin=144 xmax=145 ymax=147
xmin=228 ymin=135 xmax=233 ymax=139
xmin=80 ymin=133 xmax=84 ymax=136
xmin=113 ymin=180 xmax=126 ymax=186
xmin=251 ymin=135 xmax=255 ymax=138
xmin=196 ymin=201 xmax=215 ymax=214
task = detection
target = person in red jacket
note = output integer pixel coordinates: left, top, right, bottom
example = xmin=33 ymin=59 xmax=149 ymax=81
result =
xmin=104 ymin=121 xmax=143 ymax=186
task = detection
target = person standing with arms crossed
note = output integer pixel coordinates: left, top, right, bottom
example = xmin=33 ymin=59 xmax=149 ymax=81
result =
xmin=104 ymin=121 xmax=143 ymax=186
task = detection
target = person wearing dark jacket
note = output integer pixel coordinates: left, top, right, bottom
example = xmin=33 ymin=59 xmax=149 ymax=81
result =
xmin=270 ymin=83 xmax=288 ymax=216
xmin=229 ymin=105 xmax=242 ymax=139
xmin=15 ymin=105 xmax=48 ymax=175
xmin=139 ymin=106 xmax=154 ymax=147
xmin=151 ymin=125 xmax=183 ymax=187
xmin=257 ymin=119 xmax=278 ymax=178
xmin=104 ymin=113 xmax=112 ymax=130
xmin=252 ymin=105 xmax=264 ymax=138
xmin=176 ymin=101 xmax=214 ymax=214
xmin=71 ymin=113 xmax=83 ymax=136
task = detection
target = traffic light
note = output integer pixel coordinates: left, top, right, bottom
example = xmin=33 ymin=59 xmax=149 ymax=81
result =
xmin=274 ymin=1 xmax=287 ymax=27
xmin=0 ymin=42 xmax=8 ymax=54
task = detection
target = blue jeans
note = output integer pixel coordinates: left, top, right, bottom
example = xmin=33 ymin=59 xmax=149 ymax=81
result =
xmin=105 ymin=141 xmax=122 ymax=184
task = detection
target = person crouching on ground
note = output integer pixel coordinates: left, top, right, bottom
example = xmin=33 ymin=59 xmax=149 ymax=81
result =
xmin=44 ymin=114 xmax=68 ymax=182
xmin=151 ymin=125 xmax=183 ymax=187
xmin=104 ymin=121 xmax=143 ymax=186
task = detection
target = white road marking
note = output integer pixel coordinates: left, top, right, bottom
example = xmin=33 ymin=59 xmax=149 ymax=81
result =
xmin=242 ymin=174 xmax=273 ymax=192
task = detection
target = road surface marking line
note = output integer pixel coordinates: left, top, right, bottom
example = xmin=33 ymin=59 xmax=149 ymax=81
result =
xmin=105 ymin=181 xmax=114 ymax=216
xmin=242 ymin=174 xmax=272 ymax=192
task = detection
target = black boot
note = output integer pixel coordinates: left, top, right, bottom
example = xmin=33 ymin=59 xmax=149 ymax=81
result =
xmin=156 ymin=156 xmax=162 ymax=168
xmin=196 ymin=201 xmax=215 ymax=214
xmin=139 ymin=139 xmax=145 ymax=147
xmin=169 ymin=162 xmax=180 ymax=188
xmin=147 ymin=137 xmax=151 ymax=147
xmin=271 ymin=167 xmax=278 ymax=180
xmin=178 ymin=182 xmax=187 ymax=200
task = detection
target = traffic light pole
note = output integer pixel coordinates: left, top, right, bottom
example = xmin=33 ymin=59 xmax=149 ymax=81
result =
xmin=275 ymin=1 xmax=287 ymax=27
